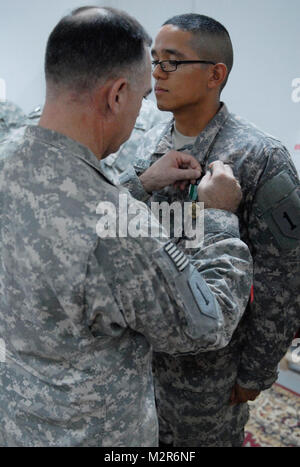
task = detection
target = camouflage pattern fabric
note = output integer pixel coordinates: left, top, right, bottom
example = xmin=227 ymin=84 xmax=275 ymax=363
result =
xmin=0 ymin=100 xmax=27 ymax=142
xmin=0 ymin=104 xmax=41 ymax=161
xmin=26 ymin=105 xmax=42 ymax=124
xmin=0 ymin=125 xmax=252 ymax=446
xmin=121 ymin=103 xmax=300 ymax=447
xmin=101 ymin=99 xmax=169 ymax=183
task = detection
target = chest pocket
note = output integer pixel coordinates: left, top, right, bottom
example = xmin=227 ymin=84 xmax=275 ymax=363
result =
xmin=255 ymin=170 xmax=300 ymax=250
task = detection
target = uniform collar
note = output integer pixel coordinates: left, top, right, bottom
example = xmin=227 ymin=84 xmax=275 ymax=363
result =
xmin=24 ymin=125 xmax=115 ymax=185
xmin=155 ymin=103 xmax=230 ymax=164
xmin=191 ymin=103 xmax=229 ymax=164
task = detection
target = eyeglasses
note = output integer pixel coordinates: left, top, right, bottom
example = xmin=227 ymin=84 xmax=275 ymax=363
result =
xmin=152 ymin=59 xmax=216 ymax=72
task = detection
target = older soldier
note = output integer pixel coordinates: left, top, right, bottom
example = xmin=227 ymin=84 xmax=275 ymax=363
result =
xmin=120 ymin=14 xmax=300 ymax=447
xmin=101 ymin=99 xmax=168 ymax=183
xmin=0 ymin=101 xmax=163 ymax=176
xmin=0 ymin=7 xmax=252 ymax=447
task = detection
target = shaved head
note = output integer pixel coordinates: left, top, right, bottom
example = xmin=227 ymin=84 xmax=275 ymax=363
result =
xmin=45 ymin=6 xmax=152 ymax=94
xmin=163 ymin=14 xmax=233 ymax=90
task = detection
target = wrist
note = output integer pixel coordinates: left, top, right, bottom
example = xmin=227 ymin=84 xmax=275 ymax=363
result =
xmin=139 ymin=172 xmax=154 ymax=195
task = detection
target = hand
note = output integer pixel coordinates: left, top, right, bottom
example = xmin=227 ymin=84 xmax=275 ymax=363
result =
xmin=139 ymin=150 xmax=201 ymax=194
xmin=197 ymin=161 xmax=242 ymax=212
xmin=229 ymin=383 xmax=261 ymax=406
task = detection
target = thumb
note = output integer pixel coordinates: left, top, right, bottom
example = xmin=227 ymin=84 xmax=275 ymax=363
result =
xmin=174 ymin=151 xmax=201 ymax=171
xmin=171 ymin=167 xmax=201 ymax=181
xmin=197 ymin=171 xmax=211 ymax=190
xmin=200 ymin=171 xmax=212 ymax=183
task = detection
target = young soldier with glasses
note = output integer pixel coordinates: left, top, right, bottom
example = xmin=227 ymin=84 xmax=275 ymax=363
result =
xmin=121 ymin=13 xmax=300 ymax=447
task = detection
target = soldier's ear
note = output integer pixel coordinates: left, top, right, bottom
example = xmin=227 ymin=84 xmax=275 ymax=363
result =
xmin=91 ymin=78 xmax=129 ymax=117
xmin=107 ymin=78 xmax=129 ymax=116
xmin=207 ymin=63 xmax=227 ymax=90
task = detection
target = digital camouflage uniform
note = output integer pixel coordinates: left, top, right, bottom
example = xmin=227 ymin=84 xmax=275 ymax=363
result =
xmin=100 ymin=99 xmax=169 ymax=183
xmin=120 ymin=103 xmax=300 ymax=447
xmin=0 ymin=100 xmax=27 ymax=143
xmin=0 ymin=125 xmax=252 ymax=447
xmin=0 ymin=101 xmax=165 ymax=175
xmin=0 ymin=104 xmax=41 ymax=160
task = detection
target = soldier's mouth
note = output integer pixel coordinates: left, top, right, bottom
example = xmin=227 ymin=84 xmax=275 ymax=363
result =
xmin=155 ymin=87 xmax=169 ymax=94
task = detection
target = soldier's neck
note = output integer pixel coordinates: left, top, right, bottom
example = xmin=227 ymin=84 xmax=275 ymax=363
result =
xmin=39 ymin=102 xmax=106 ymax=160
xmin=174 ymin=100 xmax=221 ymax=137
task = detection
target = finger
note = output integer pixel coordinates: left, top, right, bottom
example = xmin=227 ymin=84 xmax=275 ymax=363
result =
xmin=210 ymin=162 xmax=238 ymax=186
xmin=249 ymin=396 xmax=257 ymax=402
xmin=197 ymin=171 xmax=211 ymax=188
xmin=235 ymin=391 xmax=248 ymax=404
xmin=248 ymin=391 xmax=260 ymax=402
xmin=171 ymin=168 xmax=202 ymax=182
xmin=209 ymin=160 xmax=228 ymax=177
xmin=224 ymin=164 xmax=235 ymax=176
xmin=179 ymin=180 xmax=190 ymax=191
xmin=209 ymin=161 xmax=236 ymax=178
xmin=208 ymin=160 xmax=224 ymax=170
xmin=175 ymin=152 xmax=201 ymax=171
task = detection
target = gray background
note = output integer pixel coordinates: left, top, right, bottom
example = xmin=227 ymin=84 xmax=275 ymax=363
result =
xmin=0 ymin=0 xmax=299 ymax=172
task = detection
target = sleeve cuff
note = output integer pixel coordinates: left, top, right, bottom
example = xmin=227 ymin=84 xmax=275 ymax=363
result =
xmin=236 ymin=369 xmax=278 ymax=391
xmin=119 ymin=166 xmax=151 ymax=203
xmin=204 ymin=209 xmax=240 ymax=238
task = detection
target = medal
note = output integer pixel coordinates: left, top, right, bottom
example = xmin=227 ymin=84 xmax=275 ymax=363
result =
xmin=188 ymin=181 xmax=201 ymax=219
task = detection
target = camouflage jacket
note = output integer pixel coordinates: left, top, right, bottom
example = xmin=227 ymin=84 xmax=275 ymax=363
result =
xmin=101 ymin=99 xmax=169 ymax=183
xmin=0 ymin=125 xmax=252 ymax=446
xmin=0 ymin=104 xmax=41 ymax=161
xmin=0 ymin=100 xmax=27 ymax=142
xmin=120 ymin=103 xmax=300 ymax=391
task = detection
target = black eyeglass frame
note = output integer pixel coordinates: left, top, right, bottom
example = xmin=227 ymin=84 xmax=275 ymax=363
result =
xmin=152 ymin=59 xmax=217 ymax=72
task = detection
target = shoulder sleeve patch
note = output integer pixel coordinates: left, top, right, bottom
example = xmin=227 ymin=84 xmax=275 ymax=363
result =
xmin=255 ymin=170 xmax=300 ymax=250
xmin=154 ymin=242 xmax=224 ymax=342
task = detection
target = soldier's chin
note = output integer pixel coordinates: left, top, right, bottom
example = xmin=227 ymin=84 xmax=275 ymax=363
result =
xmin=156 ymin=100 xmax=172 ymax=112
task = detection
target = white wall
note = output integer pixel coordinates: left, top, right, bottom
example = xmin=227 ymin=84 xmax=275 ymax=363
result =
xmin=0 ymin=0 xmax=96 ymax=111
xmin=109 ymin=0 xmax=300 ymax=173
xmin=1 ymin=0 xmax=299 ymax=172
